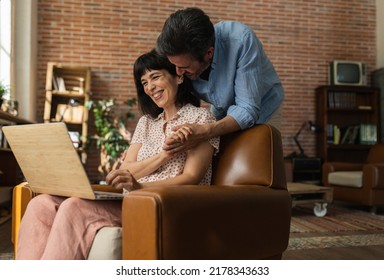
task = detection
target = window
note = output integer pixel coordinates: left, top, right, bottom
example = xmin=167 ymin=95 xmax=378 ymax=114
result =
xmin=0 ymin=0 xmax=11 ymax=99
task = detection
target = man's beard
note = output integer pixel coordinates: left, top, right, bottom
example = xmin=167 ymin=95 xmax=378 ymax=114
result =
xmin=188 ymin=61 xmax=211 ymax=80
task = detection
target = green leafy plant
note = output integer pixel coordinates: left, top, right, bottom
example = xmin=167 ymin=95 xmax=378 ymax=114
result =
xmin=0 ymin=81 xmax=9 ymax=100
xmin=86 ymin=98 xmax=136 ymax=176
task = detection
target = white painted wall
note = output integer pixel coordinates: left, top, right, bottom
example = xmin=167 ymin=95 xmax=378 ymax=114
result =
xmin=12 ymin=0 xmax=37 ymax=121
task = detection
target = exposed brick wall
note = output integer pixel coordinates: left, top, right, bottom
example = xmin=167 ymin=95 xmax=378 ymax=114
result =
xmin=36 ymin=0 xmax=377 ymax=182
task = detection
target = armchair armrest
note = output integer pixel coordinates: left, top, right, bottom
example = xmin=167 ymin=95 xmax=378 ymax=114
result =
xmin=322 ymin=162 xmax=363 ymax=186
xmin=363 ymin=163 xmax=384 ymax=189
xmin=12 ymin=182 xmax=35 ymax=257
xmin=122 ymin=184 xmax=292 ymax=260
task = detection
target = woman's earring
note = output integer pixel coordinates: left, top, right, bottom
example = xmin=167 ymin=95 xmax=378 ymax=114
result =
xmin=177 ymin=76 xmax=184 ymax=84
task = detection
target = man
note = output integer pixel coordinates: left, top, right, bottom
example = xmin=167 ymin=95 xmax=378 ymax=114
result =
xmin=157 ymin=7 xmax=284 ymax=153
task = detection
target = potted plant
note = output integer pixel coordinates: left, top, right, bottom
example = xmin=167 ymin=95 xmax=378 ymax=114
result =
xmin=86 ymin=98 xmax=136 ymax=178
xmin=0 ymin=81 xmax=9 ymax=109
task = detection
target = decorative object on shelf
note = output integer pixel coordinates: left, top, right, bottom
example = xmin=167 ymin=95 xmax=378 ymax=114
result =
xmin=0 ymin=82 xmax=18 ymax=116
xmin=285 ymin=120 xmax=321 ymax=159
xmin=0 ymin=81 xmax=9 ymax=101
xmin=1 ymin=99 xmax=18 ymax=116
xmin=56 ymin=98 xmax=82 ymax=122
xmin=0 ymin=81 xmax=19 ymax=116
xmin=86 ymin=98 xmax=136 ymax=177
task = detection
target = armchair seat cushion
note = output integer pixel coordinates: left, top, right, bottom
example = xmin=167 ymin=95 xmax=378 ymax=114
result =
xmin=87 ymin=227 xmax=122 ymax=260
xmin=328 ymin=171 xmax=363 ymax=188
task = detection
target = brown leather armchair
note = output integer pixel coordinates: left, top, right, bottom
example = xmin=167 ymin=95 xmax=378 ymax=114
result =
xmin=323 ymin=143 xmax=384 ymax=213
xmin=12 ymin=124 xmax=292 ymax=260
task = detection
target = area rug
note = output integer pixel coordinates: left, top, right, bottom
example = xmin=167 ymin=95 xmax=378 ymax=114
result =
xmin=0 ymin=252 xmax=13 ymax=260
xmin=291 ymin=204 xmax=384 ymax=233
xmin=288 ymin=204 xmax=384 ymax=250
xmin=288 ymin=233 xmax=384 ymax=250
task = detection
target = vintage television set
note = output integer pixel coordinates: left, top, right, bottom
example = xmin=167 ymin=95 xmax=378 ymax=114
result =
xmin=329 ymin=60 xmax=367 ymax=86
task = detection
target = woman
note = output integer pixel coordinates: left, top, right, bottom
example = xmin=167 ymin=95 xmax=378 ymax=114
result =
xmin=16 ymin=49 xmax=219 ymax=259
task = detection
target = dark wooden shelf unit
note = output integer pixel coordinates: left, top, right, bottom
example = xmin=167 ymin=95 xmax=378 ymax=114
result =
xmin=316 ymin=85 xmax=381 ymax=163
xmin=0 ymin=111 xmax=34 ymax=188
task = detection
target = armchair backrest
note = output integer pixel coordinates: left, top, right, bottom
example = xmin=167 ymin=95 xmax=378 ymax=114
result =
xmin=366 ymin=144 xmax=384 ymax=164
xmin=212 ymin=124 xmax=287 ymax=190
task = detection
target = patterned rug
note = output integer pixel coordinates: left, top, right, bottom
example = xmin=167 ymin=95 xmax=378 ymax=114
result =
xmin=291 ymin=204 xmax=384 ymax=233
xmin=288 ymin=233 xmax=384 ymax=250
xmin=0 ymin=252 xmax=13 ymax=260
xmin=288 ymin=204 xmax=384 ymax=250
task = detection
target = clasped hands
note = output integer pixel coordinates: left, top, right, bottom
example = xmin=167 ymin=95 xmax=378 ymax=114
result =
xmin=106 ymin=124 xmax=200 ymax=192
xmin=163 ymin=123 xmax=206 ymax=154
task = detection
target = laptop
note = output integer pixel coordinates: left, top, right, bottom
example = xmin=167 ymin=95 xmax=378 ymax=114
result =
xmin=2 ymin=122 xmax=123 ymax=200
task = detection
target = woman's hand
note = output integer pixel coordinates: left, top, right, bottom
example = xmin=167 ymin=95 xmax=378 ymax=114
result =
xmin=163 ymin=123 xmax=210 ymax=154
xmin=105 ymin=169 xmax=141 ymax=192
xmin=168 ymin=126 xmax=193 ymax=143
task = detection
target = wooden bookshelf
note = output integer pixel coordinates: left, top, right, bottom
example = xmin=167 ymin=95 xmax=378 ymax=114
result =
xmin=316 ymin=85 xmax=381 ymax=163
xmin=43 ymin=62 xmax=91 ymax=162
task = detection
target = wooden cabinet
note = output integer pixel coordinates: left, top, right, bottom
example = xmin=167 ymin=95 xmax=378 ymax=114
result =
xmin=0 ymin=111 xmax=34 ymax=207
xmin=44 ymin=62 xmax=91 ymax=161
xmin=316 ymin=85 xmax=381 ymax=163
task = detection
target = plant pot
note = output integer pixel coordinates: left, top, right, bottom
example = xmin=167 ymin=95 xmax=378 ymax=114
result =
xmin=1 ymin=99 xmax=18 ymax=116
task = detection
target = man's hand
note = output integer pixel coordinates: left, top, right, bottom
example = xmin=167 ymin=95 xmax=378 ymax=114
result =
xmin=163 ymin=123 xmax=210 ymax=154
xmin=106 ymin=169 xmax=141 ymax=192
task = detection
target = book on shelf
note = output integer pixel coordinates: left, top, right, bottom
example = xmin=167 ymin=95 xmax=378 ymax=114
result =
xmin=340 ymin=125 xmax=359 ymax=144
xmin=327 ymin=124 xmax=361 ymax=145
xmin=52 ymin=74 xmax=59 ymax=90
xmin=57 ymin=77 xmax=66 ymax=92
xmin=333 ymin=125 xmax=341 ymax=144
xmin=341 ymin=126 xmax=353 ymax=144
xmin=327 ymin=124 xmax=334 ymax=144
xmin=359 ymin=124 xmax=377 ymax=145
xmin=52 ymin=73 xmax=86 ymax=94
xmin=327 ymin=91 xmax=357 ymax=109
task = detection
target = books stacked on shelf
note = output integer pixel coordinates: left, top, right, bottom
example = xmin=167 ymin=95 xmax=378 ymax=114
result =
xmin=327 ymin=124 xmax=377 ymax=145
xmin=52 ymin=74 xmax=85 ymax=95
xmin=327 ymin=91 xmax=372 ymax=110
xmin=359 ymin=123 xmax=377 ymax=145
xmin=327 ymin=91 xmax=357 ymax=108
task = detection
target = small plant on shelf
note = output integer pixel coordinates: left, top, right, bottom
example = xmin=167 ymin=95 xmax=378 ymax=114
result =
xmin=0 ymin=81 xmax=9 ymax=107
xmin=86 ymin=98 xmax=136 ymax=178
